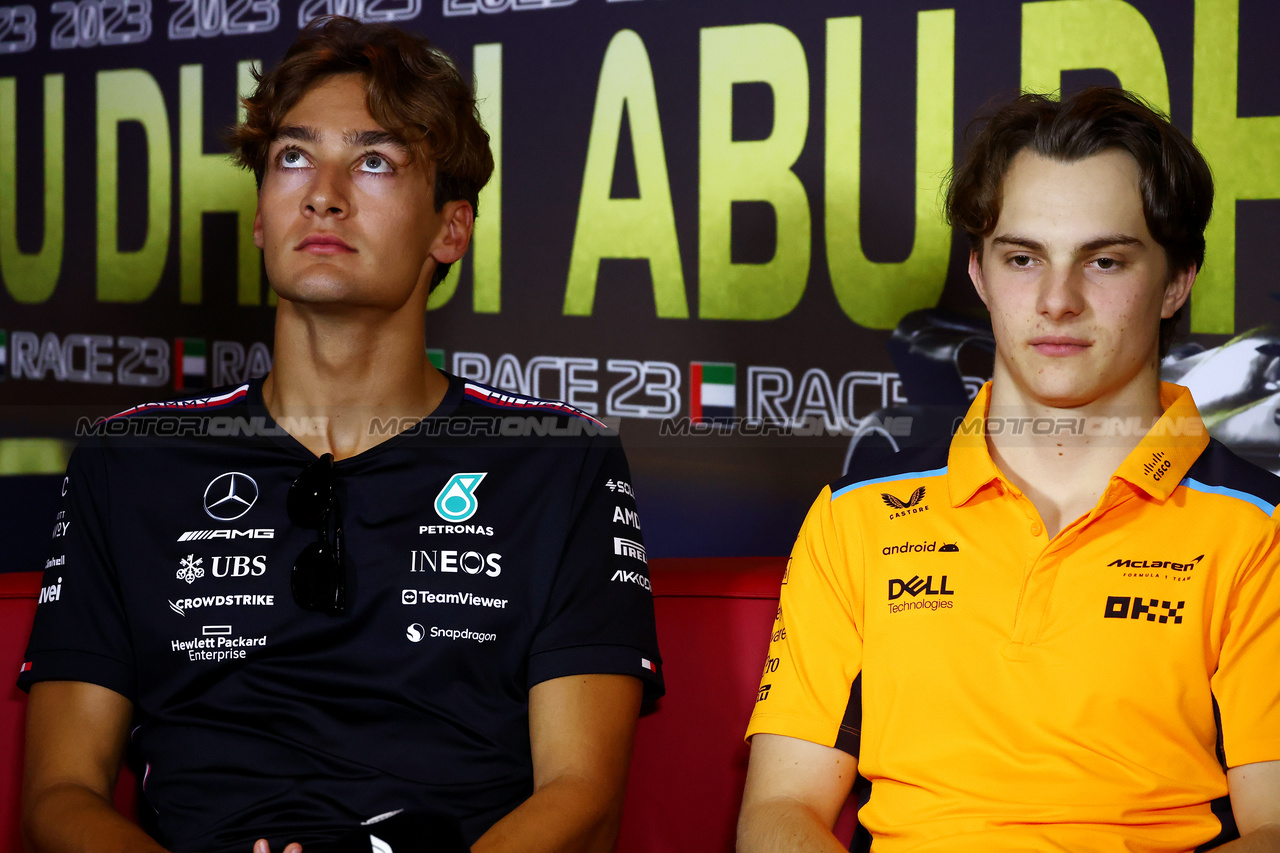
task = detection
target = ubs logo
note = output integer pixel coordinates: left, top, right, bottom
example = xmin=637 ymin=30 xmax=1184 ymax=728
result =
xmin=882 ymin=487 xmax=928 ymax=520
xmin=203 ymin=472 xmax=259 ymax=521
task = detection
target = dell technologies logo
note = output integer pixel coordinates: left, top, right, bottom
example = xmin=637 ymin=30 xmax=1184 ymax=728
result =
xmin=203 ymin=472 xmax=259 ymax=521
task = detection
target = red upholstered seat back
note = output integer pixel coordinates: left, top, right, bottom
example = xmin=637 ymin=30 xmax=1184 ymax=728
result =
xmin=2 ymin=560 xmax=854 ymax=851
xmin=0 ymin=572 xmax=138 ymax=852
xmin=617 ymin=558 xmax=856 ymax=852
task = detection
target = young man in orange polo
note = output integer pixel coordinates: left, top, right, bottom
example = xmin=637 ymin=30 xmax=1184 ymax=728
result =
xmin=738 ymin=88 xmax=1280 ymax=852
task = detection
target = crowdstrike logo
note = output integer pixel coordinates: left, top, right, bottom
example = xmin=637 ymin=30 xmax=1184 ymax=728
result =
xmin=434 ymin=473 xmax=486 ymax=522
xmin=203 ymin=472 xmax=259 ymax=521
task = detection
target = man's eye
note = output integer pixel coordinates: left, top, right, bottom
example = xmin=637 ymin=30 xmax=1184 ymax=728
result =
xmin=360 ymin=155 xmax=392 ymax=173
xmin=1096 ymin=257 xmax=1117 ymax=270
xmin=280 ymin=149 xmax=306 ymax=168
xmin=1011 ymin=255 xmax=1033 ymax=267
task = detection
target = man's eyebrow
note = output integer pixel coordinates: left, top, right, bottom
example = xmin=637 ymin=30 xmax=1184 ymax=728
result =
xmin=346 ymin=129 xmax=406 ymax=149
xmin=989 ymin=234 xmax=1147 ymax=253
xmin=271 ymin=126 xmax=406 ymax=150
xmin=1076 ymin=234 xmax=1145 ymax=253
xmin=990 ymin=235 xmax=1045 ymax=253
xmin=274 ymin=125 xmax=319 ymax=144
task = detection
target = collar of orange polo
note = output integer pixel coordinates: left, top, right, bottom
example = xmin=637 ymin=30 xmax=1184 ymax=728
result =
xmin=946 ymin=382 xmax=1209 ymax=507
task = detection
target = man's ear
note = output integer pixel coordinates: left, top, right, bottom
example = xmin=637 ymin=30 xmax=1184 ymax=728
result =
xmin=1162 ymin=264 xmax=1196 ymax=319
xmin=252 ymin=205 xmax=264 ymax=250
xmin=430 ymin=200 xmax=475 ymax=265
xmin=968 ymin=250 xmax=989 ymax=307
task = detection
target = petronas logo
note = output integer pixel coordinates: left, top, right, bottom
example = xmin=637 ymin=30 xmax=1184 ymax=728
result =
xmin=434 ymin=473 xmax=487 ymax=522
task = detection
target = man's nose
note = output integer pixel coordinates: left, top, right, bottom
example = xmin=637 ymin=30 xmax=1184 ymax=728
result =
xmin=1037 ymin=266 xmax=1086 ymax=320
xmin=303 ymin=165 xmax=350 ymax=218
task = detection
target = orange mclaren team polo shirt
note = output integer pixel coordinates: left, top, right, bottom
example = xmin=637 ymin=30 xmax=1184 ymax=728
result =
xmin=747 ymin=382 xmax=1280 ymax=852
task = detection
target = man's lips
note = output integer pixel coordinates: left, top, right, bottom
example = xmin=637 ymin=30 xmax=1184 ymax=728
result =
xmin=1030 ymin=336 xmax=1090 ymax=356
xmin=296 ymin=234 xmax=356 ymax=254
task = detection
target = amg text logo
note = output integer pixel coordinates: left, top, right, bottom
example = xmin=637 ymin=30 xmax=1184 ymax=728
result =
xmin=178 ymin=529 xmax=275 ymax=542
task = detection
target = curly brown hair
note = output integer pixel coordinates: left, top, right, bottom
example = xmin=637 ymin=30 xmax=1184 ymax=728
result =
xmin=226 ymin=15 xmax=494 ymax=290
xmin=945 ymin=88 xmax=1213 ymax=357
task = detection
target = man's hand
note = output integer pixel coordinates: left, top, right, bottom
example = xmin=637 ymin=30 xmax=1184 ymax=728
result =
xmin=471 ymin=673 xmax=642 ymax=853
xmin=23 ymin=680 xmax=169 ymax=853
xmin=737 ymin=733 xmax=857 ymax=853
xmin=252 ymin=841 xmax=303 ymax=853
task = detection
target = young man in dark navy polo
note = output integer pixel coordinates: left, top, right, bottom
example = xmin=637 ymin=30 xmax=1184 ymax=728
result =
xmin=20 ymin=17 xmax=661 ymax=853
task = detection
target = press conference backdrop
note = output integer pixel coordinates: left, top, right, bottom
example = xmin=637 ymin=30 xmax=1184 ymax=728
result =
xmin=2 ymin=0 xmax=1279 ymax=568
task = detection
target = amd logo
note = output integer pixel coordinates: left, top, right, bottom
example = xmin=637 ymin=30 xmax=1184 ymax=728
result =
xmin=410 ymin=550 xmax=502 ymax=577
xmin=888 ymin=575 xmax=954 ymax=599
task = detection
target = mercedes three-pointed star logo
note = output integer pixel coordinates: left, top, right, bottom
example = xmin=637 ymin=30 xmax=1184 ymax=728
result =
xmin=203 ymin=472 xmax=259 ymax=521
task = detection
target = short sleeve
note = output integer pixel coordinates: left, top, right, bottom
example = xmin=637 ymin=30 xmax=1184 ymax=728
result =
xmin=746 ymin=486 xmax=864 ymax=753
xmin=1212 ymin=520 xmax=1280 ymax=767
xmin=526 ymin=435 xmax=663 ymax=700
xmin=18 ymin=440 xmax=137 ymax=702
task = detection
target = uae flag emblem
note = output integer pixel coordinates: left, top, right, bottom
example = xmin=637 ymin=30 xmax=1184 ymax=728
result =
xmin=174 ymin=338 xmax=207 ymax=391
xmin=690 ymin=362 xmax=735 ymax=424
xmin=0 ymin=330 xmax=7 ymax=380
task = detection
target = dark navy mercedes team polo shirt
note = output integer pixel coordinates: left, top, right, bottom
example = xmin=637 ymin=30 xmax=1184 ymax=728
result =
xmin=20 ymin=373 xmax=663 ymax=853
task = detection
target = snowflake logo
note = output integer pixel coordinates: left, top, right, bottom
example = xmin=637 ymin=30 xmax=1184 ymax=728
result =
xmin=177 ymin=554 xmax=204 ymax=585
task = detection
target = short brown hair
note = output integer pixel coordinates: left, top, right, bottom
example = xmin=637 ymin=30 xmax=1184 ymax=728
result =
xmin=945 ymin=88 xmax=1213 ymax=357
xmin=227 ymin=15 xmax=494 ymax=290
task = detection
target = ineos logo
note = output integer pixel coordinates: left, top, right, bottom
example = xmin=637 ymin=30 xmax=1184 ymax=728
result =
xmin=203 ymin=472 xmax=259 ymax=521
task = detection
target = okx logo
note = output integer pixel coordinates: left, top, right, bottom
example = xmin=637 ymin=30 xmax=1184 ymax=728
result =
xmin=434 ymin=473 xmax=487 ymax=522
xmin=1104 ymin=596 xmax=1185 ymax=624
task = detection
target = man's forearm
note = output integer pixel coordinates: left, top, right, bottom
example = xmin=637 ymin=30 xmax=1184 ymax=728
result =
xmin=737 ymin=796 xmax=850 ymax=853
xmin=470 ymin=773 xmax=622 ymax=853
xmin=24 ymin=782 xmax=168 ymax=853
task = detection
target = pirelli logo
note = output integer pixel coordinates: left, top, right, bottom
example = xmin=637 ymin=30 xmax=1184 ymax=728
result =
xmin=614 ymin=537 xmax=646 ymax=562
xmin=178 ymin=529 xmax=274 ymax=541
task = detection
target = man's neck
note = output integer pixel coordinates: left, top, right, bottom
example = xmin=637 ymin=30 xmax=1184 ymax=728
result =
xmin=984 ymin=367 xmax=1165 ymax=539
xmin=262 ymin=298 xmax=449 ymax=460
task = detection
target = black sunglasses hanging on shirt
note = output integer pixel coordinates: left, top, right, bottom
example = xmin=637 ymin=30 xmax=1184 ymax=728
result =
xmin=288 ymin=453 xmax=346 ymax=615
